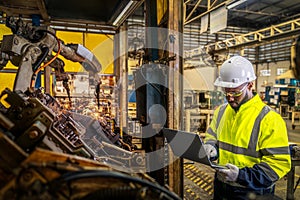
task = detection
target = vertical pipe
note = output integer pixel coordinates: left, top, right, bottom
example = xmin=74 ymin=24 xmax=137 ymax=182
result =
xmin=115 ymin=24 xmax=128 ymax=136
xmin=143 ymin=0 xmax=166 ymax=187
xmin=145 ymin=0 xmax=159 ymax=62
xmin=185 ymin=109 xmax=190 ymax=132
xmin=255 ymin=46 xmax=259 ymax=91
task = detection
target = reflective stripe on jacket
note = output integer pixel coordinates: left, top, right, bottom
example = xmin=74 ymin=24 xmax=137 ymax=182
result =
xmin=205 ymin=94 xmax=291 ymax=189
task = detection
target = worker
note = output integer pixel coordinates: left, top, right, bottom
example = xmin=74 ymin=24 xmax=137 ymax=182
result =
xmin=203 ymin=55 xmax=291 ymax=199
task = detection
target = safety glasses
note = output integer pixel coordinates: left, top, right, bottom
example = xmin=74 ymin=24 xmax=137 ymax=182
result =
xmin=223 ymin=83 xmax=248 ymax=98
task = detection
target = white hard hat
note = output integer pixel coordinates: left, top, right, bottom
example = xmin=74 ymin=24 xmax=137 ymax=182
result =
xmin=214 ymin=55 xmax=256 ymax=88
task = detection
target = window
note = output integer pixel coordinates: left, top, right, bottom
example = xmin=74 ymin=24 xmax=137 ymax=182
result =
xmin=277 ymin=68 xmax=288 ymax=76
xmin=260 ymin=69 xmax=271 ymax=76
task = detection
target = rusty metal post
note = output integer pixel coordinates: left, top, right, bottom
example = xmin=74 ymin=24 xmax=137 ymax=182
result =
xmin=168 ymin=0 xmax=184 ymax=197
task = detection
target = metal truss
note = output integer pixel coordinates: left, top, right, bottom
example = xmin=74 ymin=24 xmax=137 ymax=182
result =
xmin=184 ymin=17 xmax=300 ymax=58
xmin=184 ymin=0 xmax=230 ymax=25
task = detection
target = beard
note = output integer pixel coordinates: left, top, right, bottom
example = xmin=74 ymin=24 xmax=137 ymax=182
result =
xmin=228 ymin=100 xmax=240 ymax=110
xmin=228 ymin=92 xmax=250 ymax=112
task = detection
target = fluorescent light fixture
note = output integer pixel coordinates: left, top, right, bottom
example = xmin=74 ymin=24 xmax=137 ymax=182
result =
xmin=227 ymin=0 xmax=247 ymax=9
xmin=113 ymin=0 xmax=134 ymax=26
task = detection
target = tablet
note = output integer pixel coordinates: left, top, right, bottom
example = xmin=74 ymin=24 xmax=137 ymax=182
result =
xmin=163 ymin=128 xmax=226 ymax=169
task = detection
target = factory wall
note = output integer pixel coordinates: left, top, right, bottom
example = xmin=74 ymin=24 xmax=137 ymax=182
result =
xmin=182 ymin=60 xmax=291 ymax=96
xmin=256 ymin=60 xmax=291 ymax=93
xmin=55 ymin=31 xmax=114 ymax=74
xmin=183 ymin=67 xmax=216 ymax=91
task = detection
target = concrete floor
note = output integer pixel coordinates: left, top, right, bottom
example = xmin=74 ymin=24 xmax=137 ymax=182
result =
xmin=183 ymin=118 xmax=300 ymax=200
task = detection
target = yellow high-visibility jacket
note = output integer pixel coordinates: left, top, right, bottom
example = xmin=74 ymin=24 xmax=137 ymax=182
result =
xmin=205 ymin=94 xmax=291 ymax=189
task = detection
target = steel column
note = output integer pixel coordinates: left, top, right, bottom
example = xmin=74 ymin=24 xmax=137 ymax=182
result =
xmin=114 ymin=24 xmax=128 ymax=136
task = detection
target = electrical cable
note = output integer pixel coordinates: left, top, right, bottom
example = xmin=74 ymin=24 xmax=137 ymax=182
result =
xmin=50 ymin=170 xmax=181 ymax=200
xmin=30 ymin=30 xmax=62 ymax=88
xmin=32 ymin=46 xmax=49 ymax=72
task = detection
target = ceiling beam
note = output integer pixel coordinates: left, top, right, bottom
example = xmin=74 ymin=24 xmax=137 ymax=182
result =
xmin=0 ymin=0 xmax=49 ymax=21
xmin=185 ymin=0 xmax=203 ymax=22
xmin=184 ymin=0 xmax=230 ymax=25
xmin=0 ymin=16 xmax=116 ymax=33
xmin=35 ymin=0 xmax=50 ymax=22
xmin=184 ymin=17 xmax=300 ymax=57
xmin=229 ymin=8 xmax=280 ymax=17
xmin=0 ymin=6 xmax=37 ymax=16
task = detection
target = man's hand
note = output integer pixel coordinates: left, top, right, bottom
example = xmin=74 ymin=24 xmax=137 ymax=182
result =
xmin=203 ymin=144 xmax=217 ymax=159
xmin=217 ymin=163 xmax=239 ymax=182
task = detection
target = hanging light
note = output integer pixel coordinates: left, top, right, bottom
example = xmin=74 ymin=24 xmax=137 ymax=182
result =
xmin=227 ymin=0 xmax=247 ymax=9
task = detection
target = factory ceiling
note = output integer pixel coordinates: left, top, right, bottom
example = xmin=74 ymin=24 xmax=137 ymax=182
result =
xmin=0 ymin=0 xmax=143 ymax=33
xmin=184 ymin=1 xmax=300 ymax=52
xmin=184 ymin=0 xmax=300 ymax=29
xmin=1 ymin=0 xmax=300 ymax=33
xmin=227 ymin=0 xmax=300 ymax=29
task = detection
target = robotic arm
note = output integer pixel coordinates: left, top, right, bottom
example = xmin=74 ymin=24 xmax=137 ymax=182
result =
xmin=0 ymin=16 xmax=101 ymax=92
